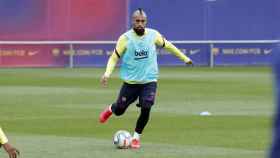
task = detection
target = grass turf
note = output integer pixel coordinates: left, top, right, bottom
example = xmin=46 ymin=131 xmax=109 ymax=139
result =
xmin=0 ymin=67 xmax=274 ymax=158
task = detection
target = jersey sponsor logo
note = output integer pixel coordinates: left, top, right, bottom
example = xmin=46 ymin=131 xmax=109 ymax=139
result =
xmin=134 ymin=48 xmax=149 ymax=60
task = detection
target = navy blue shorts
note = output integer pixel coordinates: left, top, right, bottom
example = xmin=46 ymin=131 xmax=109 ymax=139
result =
xmin=115 ymin=82 xmax=157 ymax=109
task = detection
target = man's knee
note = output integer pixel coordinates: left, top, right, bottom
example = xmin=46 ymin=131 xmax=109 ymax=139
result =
xmin=111 ymin=102 xmax=127 ymax=116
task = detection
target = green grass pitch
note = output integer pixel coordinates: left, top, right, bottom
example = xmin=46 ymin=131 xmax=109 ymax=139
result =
xmin=0 ymin=67 xmax=274 ymax=158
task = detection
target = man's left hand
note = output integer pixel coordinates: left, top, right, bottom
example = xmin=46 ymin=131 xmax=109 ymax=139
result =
xmin=186 ymin=60 xmax=193 ymax=66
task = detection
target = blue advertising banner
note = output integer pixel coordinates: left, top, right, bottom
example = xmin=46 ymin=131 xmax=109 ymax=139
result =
xmin=71 ymin=43 xmax=276 ymax=67
xmin=213 ymin=43 xmax=275 ymax=66
xmin=72 ymin=44 xmax=114 ymax=67
xmin=71 ymin=43 xmax=210 ymax=67
xmin=157 ymin=43 xmax=210 ymax=66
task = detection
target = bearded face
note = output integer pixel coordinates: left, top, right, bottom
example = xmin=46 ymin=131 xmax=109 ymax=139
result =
xmin=133 ymin=27 xmax=145 ymax=36
xmin=132 ymin=16 xmax=147 ymax=36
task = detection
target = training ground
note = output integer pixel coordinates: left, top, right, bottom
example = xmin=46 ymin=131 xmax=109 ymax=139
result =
xmin=0 ymin=67 xmax=273 ymax=158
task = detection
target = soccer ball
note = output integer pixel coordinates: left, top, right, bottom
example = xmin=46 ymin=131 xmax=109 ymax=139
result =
xmin=113 ymin=130 xmax=132 ymax=149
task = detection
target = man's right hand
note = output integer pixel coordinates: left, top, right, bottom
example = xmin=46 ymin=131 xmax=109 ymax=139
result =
xmin=100 ymin=75 xmax=109 ymax=87
xmin=3 ymin=143 xmax=20 ymax=158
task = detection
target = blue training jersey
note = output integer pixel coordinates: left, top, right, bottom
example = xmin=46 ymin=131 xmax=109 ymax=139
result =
xmin=270 ymin=43 xmax=280 ymax=158
xmin=120 ymin=28 xmax=158 ymax=83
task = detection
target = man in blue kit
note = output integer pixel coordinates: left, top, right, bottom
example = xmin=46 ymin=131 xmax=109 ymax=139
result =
xmin=270 ymin=43 xmax=280 ymax=158
xmin=99 ymin=8 xmax=193 ymax=149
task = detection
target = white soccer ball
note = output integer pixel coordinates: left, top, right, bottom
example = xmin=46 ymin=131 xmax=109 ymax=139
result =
xmin=113 ymin=130 xmax=132 ymax=149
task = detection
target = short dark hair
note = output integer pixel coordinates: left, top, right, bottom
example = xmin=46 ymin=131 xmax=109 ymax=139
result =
xmin=138 ymin=8 xmax=143 ymax=15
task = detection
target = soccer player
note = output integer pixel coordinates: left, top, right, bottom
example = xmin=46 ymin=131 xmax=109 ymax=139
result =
xmin=99 ymin=8 xmax=193 ymax=149
xmin=0 ymin=127 xmax=20 ymax=158
xmin=270 ymin=44 xmax=280 ymax=158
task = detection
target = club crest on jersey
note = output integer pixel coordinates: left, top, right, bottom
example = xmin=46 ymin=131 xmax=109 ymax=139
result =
xmin=134 ymin=48 xmax=149 ymax=60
